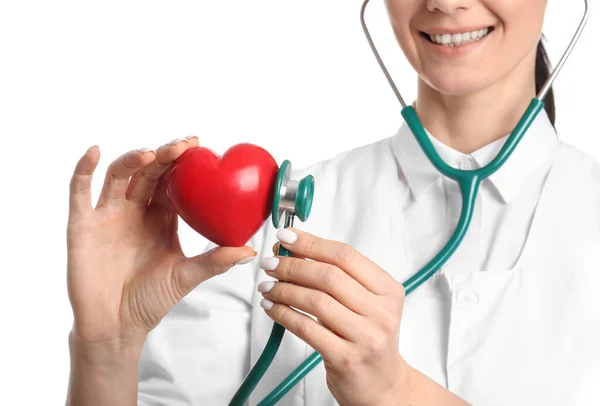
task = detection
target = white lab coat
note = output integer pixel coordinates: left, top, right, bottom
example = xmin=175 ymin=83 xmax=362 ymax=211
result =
xmin=138 ymin=109 xmax=600 ymax=405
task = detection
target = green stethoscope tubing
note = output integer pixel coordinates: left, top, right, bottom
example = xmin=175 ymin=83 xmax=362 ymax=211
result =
xmin=231 ymin=98 xmax=541 ymax=406
xmin=228 ymin=161 xmax=314 ymax=406
xmin=229 ymin=0 xmax=589 ymax=402
xmin=255 ymin=99 xmax=544 ymax=406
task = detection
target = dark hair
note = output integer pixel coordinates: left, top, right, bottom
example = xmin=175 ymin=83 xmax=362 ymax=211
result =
xmin=535 ymin=36 xmax=555 ymax=126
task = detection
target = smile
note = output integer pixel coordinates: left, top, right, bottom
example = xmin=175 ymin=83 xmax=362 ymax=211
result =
xmin=420 ymin=26 xmax=495 ymax=48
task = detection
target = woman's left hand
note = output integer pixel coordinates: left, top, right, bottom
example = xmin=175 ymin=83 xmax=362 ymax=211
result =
xmin=258 ymin=227 xmax=410 ymax=406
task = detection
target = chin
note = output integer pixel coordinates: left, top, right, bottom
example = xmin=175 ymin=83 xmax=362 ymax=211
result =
xmin=421 ymin=70 xmax=492 ymax=97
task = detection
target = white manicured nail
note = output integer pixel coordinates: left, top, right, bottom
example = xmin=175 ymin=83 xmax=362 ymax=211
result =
xmin=260 ymin=298 xmax=274 ymax=310
xmin=235 ymin=255 xmax=256 ymax=265
xmin=259 ymin=257 xmax=279 ymax=271
xmin=277 ymin=229 xmax=297 ymax=244
xmin=136 ymin=147 xmax=153 ymax=153
xmin=168 ymin=138 xmax=188 ymax=146
xmin=186 ymin=135 xmax=198 ymax=140
xmin=257 ymin=281 xmax=276 ymax=293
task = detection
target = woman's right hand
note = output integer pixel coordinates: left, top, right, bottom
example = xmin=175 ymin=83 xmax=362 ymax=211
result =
xmin=66 ymin=137 xmax=257 ymax=346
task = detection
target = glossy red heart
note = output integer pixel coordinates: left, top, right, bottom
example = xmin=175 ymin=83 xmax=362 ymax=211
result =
xmin=166 ymin=143 xmax=279 ymax=247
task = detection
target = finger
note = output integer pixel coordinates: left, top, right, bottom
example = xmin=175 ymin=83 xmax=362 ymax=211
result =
xmin=272 ymin=241 xmax=305 ymax=258
xmin=128 ymin=136 xmax=200 ymax=206
xmin=69 ymin=145 xmax=101 ymax=214
xmin=259 ymin=281 xmax=364 ymax=342
xmin=276 ymin=228 xmax=395 ymax=295
xmin=96 ymin=149 xmax=155 ymax=208
xmin=164 ymin=208 xmax=183 ymax=254
xmin=171 ymin=245 xmax=257 ymax=299
xmin=260 ymin=298 xmax=348 ymax=361
xmin=261 ymin=256 xmax=372 ymax=316
xmin=145 ymin=166 xmax=173 ymax=210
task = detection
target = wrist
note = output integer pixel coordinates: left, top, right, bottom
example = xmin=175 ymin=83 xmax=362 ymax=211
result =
xmin=379 ymin=357 xmax=414 ymax=406
xmin=385 ymin=359 xmax=472 ymax=406
xmin=69 ymin=328 xmax=146 ymax=367
xmin=67 ymin=329 xmax=145 ymax=406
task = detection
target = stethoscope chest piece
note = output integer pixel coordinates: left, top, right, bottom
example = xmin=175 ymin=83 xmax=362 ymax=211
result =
xmin=272 ymin=159 xmax=315 ymax=228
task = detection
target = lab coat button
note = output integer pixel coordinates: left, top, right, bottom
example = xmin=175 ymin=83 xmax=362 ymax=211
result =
xmin=457 ymin=289 xmax=479 ymax=306
xmin=458 ymin=157 xmax=472 ymax=170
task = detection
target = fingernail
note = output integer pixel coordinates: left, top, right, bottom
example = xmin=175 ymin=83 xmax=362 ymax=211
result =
xmin=235 ymin=255 xmax=256 ymax=265
xmin=259 ymin=257 xmax=279 ymax=271
xmin=277 ymin=229 xmax=297 ymax=244
xmin=257 ymin=281 xmax=276 ymax=293
xmin=168 ymin=138 xmax=188 ymax=146
xmin=260 ymin=298 xmax=274 ymax=310
xmin=186 ymin=135 xmax=198 ymax=141
xmin=136 ymin=147 xmax=154 ymax=153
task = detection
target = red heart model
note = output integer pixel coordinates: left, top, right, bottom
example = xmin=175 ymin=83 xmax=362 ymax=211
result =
xmin=166 ymin=143 xmax=279 ymax=247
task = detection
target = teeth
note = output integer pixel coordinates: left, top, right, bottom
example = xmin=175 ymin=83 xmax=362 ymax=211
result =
xmin=429 ymin=27 xmax=490 ymax=47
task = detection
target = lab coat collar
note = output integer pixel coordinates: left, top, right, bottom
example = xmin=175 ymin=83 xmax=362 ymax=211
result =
xmin=391 ymin=107 xmax=559 ymax=204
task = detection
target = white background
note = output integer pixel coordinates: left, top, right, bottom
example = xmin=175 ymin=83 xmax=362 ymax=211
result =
xmin=1 ymin=0 xmax=598 ymax=404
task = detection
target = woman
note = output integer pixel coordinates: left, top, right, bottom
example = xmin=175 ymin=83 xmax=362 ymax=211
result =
xmin=66 ymin=0 xmax=600 ymax=405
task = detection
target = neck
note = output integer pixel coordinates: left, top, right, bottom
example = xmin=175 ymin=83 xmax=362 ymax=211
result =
xmin=414 ymin=53 xmax=538 ymax=154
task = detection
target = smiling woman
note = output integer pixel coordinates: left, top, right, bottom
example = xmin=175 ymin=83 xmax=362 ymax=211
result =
xmin=384 ymin=0 xmax=553 ymax=151
xmin=63 ymin=1 xmax=600 ymax=406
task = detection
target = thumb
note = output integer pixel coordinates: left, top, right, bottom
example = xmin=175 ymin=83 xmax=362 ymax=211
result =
xmin=171 ymin=246 xmax=257 ymax=298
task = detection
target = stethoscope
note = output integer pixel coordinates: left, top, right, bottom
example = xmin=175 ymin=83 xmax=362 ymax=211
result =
xmin=229 ymin=0 xmax=590 ymax=404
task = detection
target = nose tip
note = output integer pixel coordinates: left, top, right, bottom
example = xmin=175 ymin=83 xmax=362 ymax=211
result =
xmin=426 ymin=0 xmax=470 ymax=14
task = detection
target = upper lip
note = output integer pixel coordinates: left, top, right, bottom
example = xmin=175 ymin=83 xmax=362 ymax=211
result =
xmin=421 ymin=25 xmax=494 ymax=36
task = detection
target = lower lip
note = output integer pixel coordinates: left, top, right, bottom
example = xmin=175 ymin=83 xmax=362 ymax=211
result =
xmin=422 ymin=31 xmax=493 ymax=59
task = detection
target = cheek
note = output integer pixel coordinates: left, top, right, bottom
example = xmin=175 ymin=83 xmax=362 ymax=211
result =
xmin=499 ymin=0 xmax=545 ymax=55
xmin=488 ymin=1 xmax=546 ymax=84
xmin=384 ymin=1 xmax=424 ymax=75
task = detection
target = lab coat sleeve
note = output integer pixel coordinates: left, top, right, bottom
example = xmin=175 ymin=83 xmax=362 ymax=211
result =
xmin=137 ymin=224 xmax=269 ymax=406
